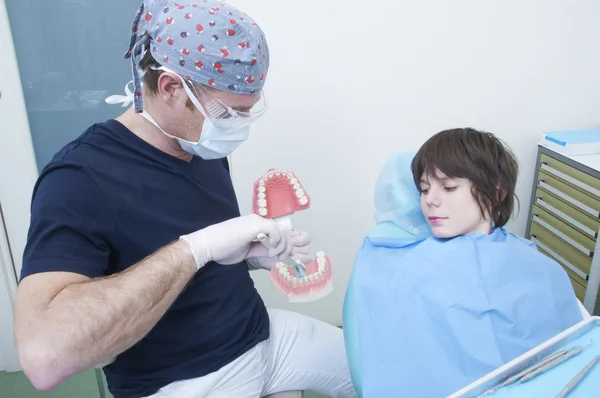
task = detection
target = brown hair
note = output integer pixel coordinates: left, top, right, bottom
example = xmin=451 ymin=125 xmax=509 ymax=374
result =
xmin=411 ymin=127 xmax=519 ymax=228
xmin=139 ymin=49 xmax=163 ymax=96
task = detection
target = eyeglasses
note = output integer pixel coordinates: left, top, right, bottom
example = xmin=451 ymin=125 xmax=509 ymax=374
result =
xmin=155 ymin=66 xmax=268 ymax=133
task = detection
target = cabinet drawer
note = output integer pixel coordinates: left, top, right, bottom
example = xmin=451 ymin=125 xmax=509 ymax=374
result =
xmin=531 ymin=205 xmax=596 ymax=255
xmin=529 ymin=222 xmax=591 ymax=278
xmin=534 ymin=188 xmax=600 ymax=239
xmin=538 ymin=247 xmax=588 ymax=288
xmin=540 ymin=154 xmax=600 ymax=201
xmin=537 ymin=170 xmax=600 ymax=219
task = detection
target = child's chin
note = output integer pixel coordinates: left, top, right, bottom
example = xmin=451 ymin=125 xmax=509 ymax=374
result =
xmin=431 ymin=228 xmax=458 ymax=239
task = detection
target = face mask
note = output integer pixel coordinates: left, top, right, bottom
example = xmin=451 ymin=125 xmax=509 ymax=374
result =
xmin=106 ymin=79 xmax=251 ymax=160
xmin=139 ymin=110 xmax=250 ymax=160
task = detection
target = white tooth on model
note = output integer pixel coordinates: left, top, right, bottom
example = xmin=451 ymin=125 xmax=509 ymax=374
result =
xmin=258 ymin=193 xmax=266 ymax=200
xmin=295 ymin=189 xmax=304 ymax=198
xmin=258 ymin=186 xmax=266 ymax=194
xmin=303 ymin=276 xmax=309 ymax=284
xmin=259 ymin=208 xmax=267 ymax=216
xmin=298 ymin=278 xmax=304 ymax=286
xmin=299 ymin=197 xmax=308 ymax=205
xmin=275 ymin=171 xmax=281 ymax=176
xmin=258 ymin=199 xmax=267 ymax=207
xmin=292 ymin=278 xmax=297 ymax=287
xmin=290 ymin=178 xmax=298 ymax=184
xmin=293 ymin=183 xmax=301 ymax=190
xmin=259 ymin=180 xmax=265 ymax=187
xmin=268 ymin=172 xmax=274 ymax=178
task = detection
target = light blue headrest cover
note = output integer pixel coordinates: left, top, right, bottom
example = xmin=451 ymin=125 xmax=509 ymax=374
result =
xmin=373 ymin=150 xmax=430 ymax=238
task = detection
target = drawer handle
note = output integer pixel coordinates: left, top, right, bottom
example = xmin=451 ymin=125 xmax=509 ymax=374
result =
xmin=532 ymin=214 xmax=593 ymax=257
xmin=530 ymin=236 xmax=589 ymax=281
xmin=538 ymin=180 xmax=600 ymax=218
xmin=535 ymin=196 xmax=597 ymax=238
xmin=541 ymin=162 xmax=600 ymax=197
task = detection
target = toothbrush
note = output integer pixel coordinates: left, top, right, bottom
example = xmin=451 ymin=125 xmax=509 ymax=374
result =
xmin=256 ymin=232 xmax=307 ymax=272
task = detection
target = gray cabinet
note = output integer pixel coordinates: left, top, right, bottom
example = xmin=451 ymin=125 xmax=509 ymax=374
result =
xmin=525 ymin=145 xmax=600 ymax=315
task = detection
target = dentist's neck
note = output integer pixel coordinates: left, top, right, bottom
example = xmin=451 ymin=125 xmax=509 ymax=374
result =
xmin=116 ymin=107 xmax=194 ymax=162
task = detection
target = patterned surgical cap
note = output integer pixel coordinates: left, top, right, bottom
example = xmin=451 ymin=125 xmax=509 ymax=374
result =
xmin=125 ymin=0 xmax=270 ymax=112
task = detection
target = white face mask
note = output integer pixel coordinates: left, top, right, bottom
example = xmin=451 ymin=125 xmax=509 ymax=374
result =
xmin=139 ymin=110 xmax=250 ymax=160
xmin=106 ymin=79 xmax=251 ymax=160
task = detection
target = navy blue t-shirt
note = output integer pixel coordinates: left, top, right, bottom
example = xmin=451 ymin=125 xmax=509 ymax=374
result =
xmin=20 ymin=119 xmax=270 ymax=398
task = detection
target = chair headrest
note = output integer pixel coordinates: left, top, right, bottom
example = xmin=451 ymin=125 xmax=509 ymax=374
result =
xmin=373 ymin=150 xmax=431 ymax=238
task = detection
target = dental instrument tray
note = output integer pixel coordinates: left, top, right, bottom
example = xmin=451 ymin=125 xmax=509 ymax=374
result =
xmin=449 ymin=316 xmax=600 ymax=397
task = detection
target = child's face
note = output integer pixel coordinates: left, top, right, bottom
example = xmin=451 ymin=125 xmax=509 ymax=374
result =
xmin=419 ymin=170 xmax=492 ymax=238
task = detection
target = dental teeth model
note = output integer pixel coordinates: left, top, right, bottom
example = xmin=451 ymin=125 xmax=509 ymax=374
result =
xmin=252 ymin=168 xmax=333 ymax=303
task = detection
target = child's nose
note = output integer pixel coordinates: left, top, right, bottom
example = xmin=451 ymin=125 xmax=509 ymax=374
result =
xmin=425 ymin=190 xmax=441 ymax=207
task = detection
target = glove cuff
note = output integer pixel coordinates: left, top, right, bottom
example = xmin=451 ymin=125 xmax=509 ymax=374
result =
xmin=247 ymin=256 xmax=280 ymax=271
xmin=179 ymin=234 xmax=209 ymax=271
xmin=246 ymin=257 xmax=265 ymax=270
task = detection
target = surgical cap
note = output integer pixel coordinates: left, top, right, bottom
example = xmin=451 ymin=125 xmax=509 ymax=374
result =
xmin=125 ymin=0 xmax=270 ymax=112
xmin=373 ymin=150 xmax=431 ymax=238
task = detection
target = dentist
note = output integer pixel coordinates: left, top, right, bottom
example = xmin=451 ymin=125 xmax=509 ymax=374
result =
xmin=14 ymin=1 xmax=357 ymax=398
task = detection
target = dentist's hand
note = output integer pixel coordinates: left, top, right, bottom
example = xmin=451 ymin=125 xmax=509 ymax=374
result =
xmin=180 ymin=214 xmax=294 ymax=269
xmin=246 ymin=230 xmax=313 ymax=271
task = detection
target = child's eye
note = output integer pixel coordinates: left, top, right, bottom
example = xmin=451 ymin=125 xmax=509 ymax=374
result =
xmin=420 ymin=188 xmax=429 ymax=194
xmin=444 ymin=186 xmax=457 ymax=192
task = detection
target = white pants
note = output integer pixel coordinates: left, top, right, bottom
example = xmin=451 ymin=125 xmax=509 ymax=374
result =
xmin=146 ymin=309 xmax=358 ymax=398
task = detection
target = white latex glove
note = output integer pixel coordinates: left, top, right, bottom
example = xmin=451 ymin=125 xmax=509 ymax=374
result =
xmin=180 ymin=214 xmax=293 ymax=269
xmin=247 ymin=230 xmax=313 ymax=271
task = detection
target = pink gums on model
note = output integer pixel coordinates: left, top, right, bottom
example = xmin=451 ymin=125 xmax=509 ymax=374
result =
xmin=252 ymin=168 xmax=333 ymax=303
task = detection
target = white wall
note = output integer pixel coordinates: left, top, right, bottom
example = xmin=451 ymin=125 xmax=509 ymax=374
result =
xmin=230 ymin=0 xmax=600 ymax=326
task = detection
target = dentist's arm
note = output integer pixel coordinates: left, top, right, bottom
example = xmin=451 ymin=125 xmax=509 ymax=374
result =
xmin=15 ymin=214 xmax=292 ymax=391
xmin=15 ymin=239 xmax=196 ymax=390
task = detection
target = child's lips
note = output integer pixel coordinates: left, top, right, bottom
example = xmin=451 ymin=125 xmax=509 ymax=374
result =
xmin=428 ymin=216 xmax=447 ymax=224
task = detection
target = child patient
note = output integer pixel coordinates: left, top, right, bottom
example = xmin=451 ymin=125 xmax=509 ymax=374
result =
xmin=348 ymin=127 xmax=584 ymax=398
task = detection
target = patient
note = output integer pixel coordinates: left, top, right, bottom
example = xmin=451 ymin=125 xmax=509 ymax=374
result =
xmin=345 ymin=127 xmax=584 ymax=398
